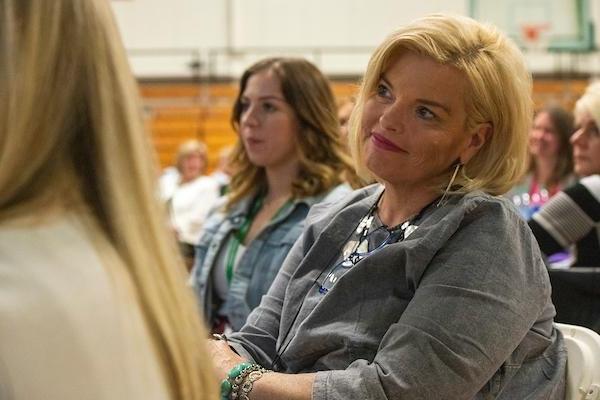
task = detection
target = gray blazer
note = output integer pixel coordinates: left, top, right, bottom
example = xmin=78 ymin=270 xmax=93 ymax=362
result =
xmin=228 ymin=184 xmax=566 ymax=399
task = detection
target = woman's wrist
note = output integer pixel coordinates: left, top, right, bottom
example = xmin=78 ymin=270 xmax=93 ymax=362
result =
xmin=220 ymin=361 xmax=271 ymax=400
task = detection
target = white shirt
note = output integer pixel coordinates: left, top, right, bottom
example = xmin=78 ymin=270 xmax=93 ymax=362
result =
xmin=0 ymin=213 xmax=170 ymax=400
xmin=169 ymin=176 xmax=221 ymax=245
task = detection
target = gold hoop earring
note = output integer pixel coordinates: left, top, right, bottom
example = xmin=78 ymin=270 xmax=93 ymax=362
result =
xmin=437 ymin=163 xmax=462 ymax=207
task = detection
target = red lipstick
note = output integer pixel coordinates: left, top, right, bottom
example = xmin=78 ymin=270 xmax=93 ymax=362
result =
xmin=371 ymin=133 xmax=405 ymax=153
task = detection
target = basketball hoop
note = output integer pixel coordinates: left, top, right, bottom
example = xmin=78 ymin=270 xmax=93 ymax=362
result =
xmin=519 ymin=22 xmax=551 ymax=52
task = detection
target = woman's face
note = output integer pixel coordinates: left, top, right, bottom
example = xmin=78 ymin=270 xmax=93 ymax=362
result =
xmin=238 ymin=69 xmax=300 ymax=171
xmin=361 ymin=52 xmax=486 ymax=189
xmin=529 ymin=111 xmax=561 ymax=159
xmin=571 ymin=110 xmax=600 ymax=176
xmin=180 ymin=152 xmax=204 ymax=182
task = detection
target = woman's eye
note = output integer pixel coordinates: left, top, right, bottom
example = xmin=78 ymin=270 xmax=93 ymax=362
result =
xmin=262 ymin=102 xmax=276 ymax=112
xmin=589 ymin=123 xmax=600 ymax=137
xmin=376 ymin=83 xmax=392 ymax=100
xmin=416 ymin=106 xmax=436 ymax=120
xmin=239 ymin=100 xmax=250 ymax=113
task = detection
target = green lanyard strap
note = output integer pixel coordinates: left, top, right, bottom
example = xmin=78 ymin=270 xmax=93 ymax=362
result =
xmin=224 ymin=196 xmax=293 ymax=285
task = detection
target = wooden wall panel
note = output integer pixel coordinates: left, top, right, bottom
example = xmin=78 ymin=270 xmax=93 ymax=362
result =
xmin=141 ymin=78 xmax=589 ymax=173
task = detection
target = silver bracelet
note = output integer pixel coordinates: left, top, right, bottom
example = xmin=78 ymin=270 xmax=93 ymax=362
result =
xmin=229 ymin=364 xmax=270 ymax=400
xmin=238 ymin=368 xmax=269 ymax=400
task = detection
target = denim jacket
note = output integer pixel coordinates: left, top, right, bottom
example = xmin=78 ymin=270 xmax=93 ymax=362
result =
xmin=190 ymin=184 xmax=350 ymax=331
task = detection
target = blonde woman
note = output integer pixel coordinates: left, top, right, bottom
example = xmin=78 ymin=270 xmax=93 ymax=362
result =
xmin=165 ymin=140 xmax=220 ymax=269
xmin=0 ymin=1 xmax=216 ymax=399
xmin=208 ymin=15 xmax=566 ymax=400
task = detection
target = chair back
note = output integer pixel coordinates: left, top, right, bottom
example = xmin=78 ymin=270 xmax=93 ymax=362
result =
xmin=556 ymin=323 xmax=600 ymax=400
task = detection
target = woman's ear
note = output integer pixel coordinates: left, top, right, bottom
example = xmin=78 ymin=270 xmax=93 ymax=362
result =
xmin=459 ymin=122 xmax=493 ymax=164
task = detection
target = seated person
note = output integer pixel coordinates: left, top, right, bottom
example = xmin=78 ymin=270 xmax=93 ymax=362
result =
xmin=337 ymin=97 xmax=355 ymax=144
xmin=0 ymin=0 xmax=216 ymax=398
xmin=530 ymin=83 xmax=600 ymax=267
xmin=208 ymin=14 xmax=566 ymax=400
xmin=166 ymin=140 xmax=220 ymax=269
xmin=190 ymin=58 xmax=358 ymax=333
xmin=507 ymin=106 xmax=574 ymax=219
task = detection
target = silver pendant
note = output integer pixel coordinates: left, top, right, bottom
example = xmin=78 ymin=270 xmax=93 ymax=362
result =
xmin=404 ymin=224 xmax=418 ymax=238
xmin=342 ymin=240 xmax=358 ymax=258
xmin=357 ymin=239 xmax=369 ymax=254
xmin=356 ymin=215 xmax=374 ymax=235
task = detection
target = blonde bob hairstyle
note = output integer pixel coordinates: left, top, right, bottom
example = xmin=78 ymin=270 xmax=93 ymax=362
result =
xmin=227 ymin=57 xmax=359 ymax=208
xmin=0 ymin=1 xmax=216 ymax=399
xmin=348 ymin=14 xmax=533 ymax=195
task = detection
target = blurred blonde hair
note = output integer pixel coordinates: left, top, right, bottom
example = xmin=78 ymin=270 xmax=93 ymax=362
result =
xmin=0 ymin=1 xmax=216 ymax=398
xmin=175 ymin=139 xmax=208 ymax=175
xmin=348 ymin=14 xmax=533 ymax=195
xmin=575 ymin=81 xmax=600 ymax=130
xmin=227 ymin=57 xmax=360 ymax=208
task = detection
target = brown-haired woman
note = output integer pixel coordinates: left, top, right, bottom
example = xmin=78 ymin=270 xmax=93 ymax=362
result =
xmin=190 ymin=57 xmax=358 ymax=333
xmin=507 ymin=106 xmax=575 ymax=218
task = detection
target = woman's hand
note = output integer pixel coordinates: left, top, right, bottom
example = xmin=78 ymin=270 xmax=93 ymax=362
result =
xmin=207 ymin=339 xmax=246 ymax=380
xmin=207 ymin=339 xmax=315 ymax=399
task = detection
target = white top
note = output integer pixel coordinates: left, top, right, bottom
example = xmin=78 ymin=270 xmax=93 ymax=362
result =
xmin=158 ymin=166 xmax=180 ymax=202
xmin=212 ymin=234 xmax=246 ymax=302
xmin=0 ymin=214 xmax=170 ymax=400
xmin=169 ymin=175 xmax=221 ymax=245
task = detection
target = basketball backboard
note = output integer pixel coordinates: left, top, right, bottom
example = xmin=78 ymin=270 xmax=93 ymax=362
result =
xmin=469 ymin=0 xmax=594 ymax=52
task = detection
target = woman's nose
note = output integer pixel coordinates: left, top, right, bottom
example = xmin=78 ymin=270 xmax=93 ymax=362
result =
xmin=241 ymin=105 xmax=259 ymax=127
xmin=570 ymin=129 xmax=585 ymax=146
xmin=378 ymin=105 xmax=402 ymax=133
xmin=530 ymin=128 xmax=544 ymax=140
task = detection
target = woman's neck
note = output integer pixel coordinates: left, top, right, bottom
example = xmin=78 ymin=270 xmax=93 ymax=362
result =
xmin=377 ymin=184 xmax=438 ymax=228
xmin=263 ymin=162 xmax=298 ymax=204
xmin=534 ymin=156 xmax=558 ymax=186
xmin=180 ymin=174 xmax=197 ymax=184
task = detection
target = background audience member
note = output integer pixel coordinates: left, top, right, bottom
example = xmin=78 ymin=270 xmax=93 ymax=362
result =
xmin=337 ymin=97 xmax=356 ymax=143
xmin=0 ymin=1 xmax=216 ymax=398
xmin=507 ymin=106 xmax=574 ymax=219
xmin=211 ymin=145 xmax=235 ymax=195
xmin=530 ymin=82 xmax=600 ymax=267
xmin=208 ymin=14 xmax=565 ymax=400
xmin=190 ymin=57 xmax=357 ymax=333
xmin=167 ymin=140 xmax=220 ymax=270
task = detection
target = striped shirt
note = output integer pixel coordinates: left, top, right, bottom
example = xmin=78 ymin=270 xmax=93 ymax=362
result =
xmin=529 ymin=175 xmax=600 ymax=267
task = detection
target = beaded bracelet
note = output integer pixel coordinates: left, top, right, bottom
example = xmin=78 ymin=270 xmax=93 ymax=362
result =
xmin=220 ymin=361 xmax=270 ymax=400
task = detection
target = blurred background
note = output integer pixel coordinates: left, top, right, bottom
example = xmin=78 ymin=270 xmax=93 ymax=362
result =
xmin=110 ymin=0 xmax=599 ymax=171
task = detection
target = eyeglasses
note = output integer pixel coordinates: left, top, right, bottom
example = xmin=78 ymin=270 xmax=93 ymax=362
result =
xmin=317 ymin=225 xmax=406 ymax=294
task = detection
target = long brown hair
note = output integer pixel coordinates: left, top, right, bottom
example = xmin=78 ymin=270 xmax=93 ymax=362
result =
xmin=528 ymin=106 xmax=574 ymax=185
xmin=227 ymin=57 xmax=359 ymax=208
